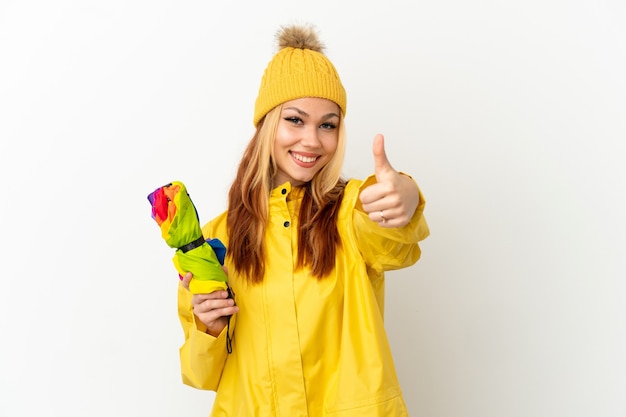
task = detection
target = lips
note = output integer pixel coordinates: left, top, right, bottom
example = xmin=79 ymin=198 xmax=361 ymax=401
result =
xmin=290 ymin=151 xmax=319 ymax=166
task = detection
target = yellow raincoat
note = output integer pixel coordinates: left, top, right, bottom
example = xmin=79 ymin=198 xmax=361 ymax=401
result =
xmin=178 ymin=175 xmax=429 ymax=416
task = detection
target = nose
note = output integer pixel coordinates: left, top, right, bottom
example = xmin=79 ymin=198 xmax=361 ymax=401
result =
xmin=300 ymin=126 xmax=322 ymax=148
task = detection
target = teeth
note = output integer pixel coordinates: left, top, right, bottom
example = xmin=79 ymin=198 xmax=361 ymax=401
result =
xmin=293 ymin=153 xmax=317 ymax=163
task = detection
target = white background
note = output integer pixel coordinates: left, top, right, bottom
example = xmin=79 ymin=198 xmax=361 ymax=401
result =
xmin=1 ymin=1 xmax=625 ymax=416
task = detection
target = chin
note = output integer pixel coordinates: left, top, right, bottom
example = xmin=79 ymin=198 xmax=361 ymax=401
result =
xmin=296 ymin=174 xmax=316 ymax=184
xmin=290 ymin=179 xmax=309 ymax=187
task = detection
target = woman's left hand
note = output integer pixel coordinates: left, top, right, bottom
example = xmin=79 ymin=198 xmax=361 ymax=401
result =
xmin=359 ymin=134 xmax=420 ymax=228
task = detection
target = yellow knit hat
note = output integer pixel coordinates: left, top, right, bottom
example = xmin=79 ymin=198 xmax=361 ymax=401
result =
xmin=253 ymin=24 xmax=347 ymax=127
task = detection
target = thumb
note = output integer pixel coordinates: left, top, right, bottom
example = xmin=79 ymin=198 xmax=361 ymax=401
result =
xmin=373 ymin=134 xmax=394 ymax=180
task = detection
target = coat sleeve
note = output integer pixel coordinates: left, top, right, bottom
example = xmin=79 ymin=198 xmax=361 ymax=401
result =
xmin=177 ymin=282 xmax=233 ymax=391
xmin=352 ymin=174 xmax=430 ymax=273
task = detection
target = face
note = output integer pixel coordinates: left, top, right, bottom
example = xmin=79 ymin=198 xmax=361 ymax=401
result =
xmin=272 ymin=97 xmax=341 ymax=188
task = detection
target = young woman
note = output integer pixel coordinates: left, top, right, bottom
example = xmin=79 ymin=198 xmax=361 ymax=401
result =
xmin=177 ymin=24 xmax=429 ymax=416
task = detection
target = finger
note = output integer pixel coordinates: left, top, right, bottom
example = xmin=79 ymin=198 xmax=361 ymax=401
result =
xmin=194 ymin=297 xmax=238 ymax=317
xmin=199 ymin=296 xmax=236 ymax=310
xmin=181 ymin=272 xmax=192 ymax=290
xmin=192 ymin=290 xmax=231 ymax=304
xmin=372 ymin=134 xmax=395 ymax=182
xmin=359 ymin=181 xmax=391 ymax=207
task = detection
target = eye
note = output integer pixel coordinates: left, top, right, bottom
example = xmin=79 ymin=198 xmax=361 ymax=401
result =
xmin=320 ymin=122 xmax=337 ymax=130
xmin=284 ymin=116 xmax=303 ymax=125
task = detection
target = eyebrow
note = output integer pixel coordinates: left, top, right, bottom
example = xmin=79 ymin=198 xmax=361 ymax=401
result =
xmin=283 ymin=106 xmax=340 ymax=120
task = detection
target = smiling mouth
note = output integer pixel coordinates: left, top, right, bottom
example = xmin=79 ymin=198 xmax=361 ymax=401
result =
xmin=291 ymin=152 xmax=319 ymax=163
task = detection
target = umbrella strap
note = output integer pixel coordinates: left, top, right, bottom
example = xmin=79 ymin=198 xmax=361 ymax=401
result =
xmin=226 ymin=317 xmax=233 ymax=354
xmin=178 ymin=236 xmax=205 ymax=253
xmin=226 ymin=285 xmax=235 ymax=354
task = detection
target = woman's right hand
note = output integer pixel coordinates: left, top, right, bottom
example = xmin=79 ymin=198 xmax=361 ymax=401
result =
xmin=181 ymin=272 xmax=239 ymax=337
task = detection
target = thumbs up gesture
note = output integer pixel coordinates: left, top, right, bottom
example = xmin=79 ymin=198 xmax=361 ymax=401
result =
xmin=359 ymin=134 xmax=420 ymax=228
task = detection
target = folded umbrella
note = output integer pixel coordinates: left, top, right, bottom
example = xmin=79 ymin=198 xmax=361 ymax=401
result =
xmin=147 ymin=181 xmax=229 ymax=295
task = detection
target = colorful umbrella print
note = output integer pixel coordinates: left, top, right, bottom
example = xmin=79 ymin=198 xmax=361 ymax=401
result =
xmin=147 ymin=181 xmax=229 ymax=295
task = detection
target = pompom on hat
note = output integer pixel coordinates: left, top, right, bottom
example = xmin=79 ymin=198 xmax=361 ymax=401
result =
xmin=253 ymin=24 xmax=347 ymax=127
